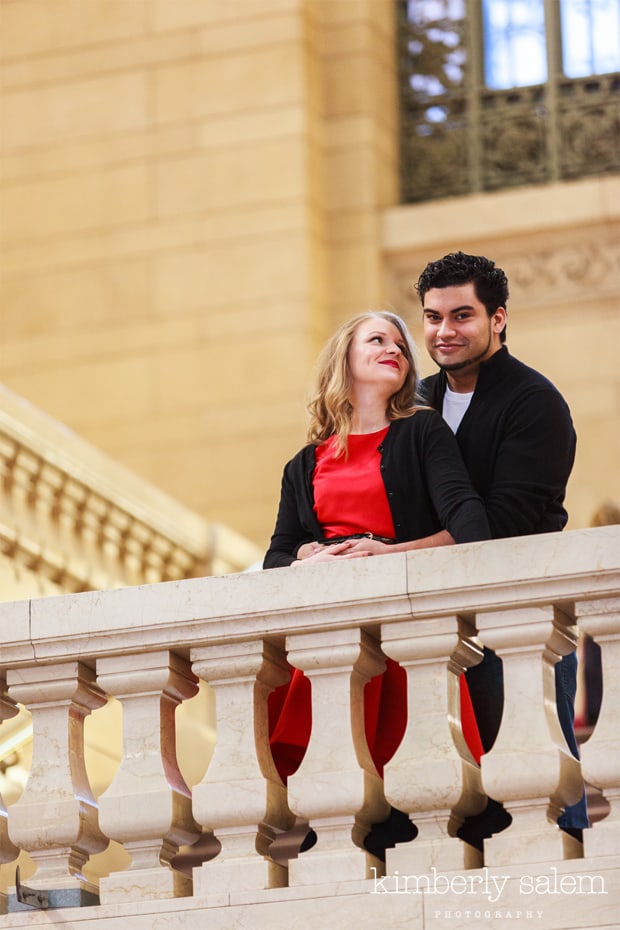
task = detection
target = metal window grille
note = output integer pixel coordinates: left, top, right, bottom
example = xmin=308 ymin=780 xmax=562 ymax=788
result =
xmin=397 ymin=0 xmax=620 ymax=203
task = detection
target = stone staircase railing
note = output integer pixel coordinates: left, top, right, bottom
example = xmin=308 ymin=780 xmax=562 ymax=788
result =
xmin=0 ymin=383 xmax=261 ymax=599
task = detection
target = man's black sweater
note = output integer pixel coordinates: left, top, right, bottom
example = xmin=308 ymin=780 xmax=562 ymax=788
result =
xmin=420 ymin=346 xmax=576 ymax=538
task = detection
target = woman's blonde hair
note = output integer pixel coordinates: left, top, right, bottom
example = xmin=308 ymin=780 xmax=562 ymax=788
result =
xmin=307 ymin=311 xmax=420 ymax=455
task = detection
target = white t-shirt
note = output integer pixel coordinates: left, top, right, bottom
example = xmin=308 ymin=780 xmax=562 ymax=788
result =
xmin=442 ymin=385 xmax=474 ymax=434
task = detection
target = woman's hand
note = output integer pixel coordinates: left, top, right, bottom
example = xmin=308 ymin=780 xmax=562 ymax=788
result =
xmin=339 ymin=537 xmax=395 ymax=556
xmin=292 ymin=540 xmax=370 ymax=565
xmin=296 ymin=541 xmax=324 ymax=560
xmin=296 ymin=530 xmax=455 ymax=564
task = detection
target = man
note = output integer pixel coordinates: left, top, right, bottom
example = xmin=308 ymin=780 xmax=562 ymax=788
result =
xmin=416 ymin=250 xmax=587 ymax=843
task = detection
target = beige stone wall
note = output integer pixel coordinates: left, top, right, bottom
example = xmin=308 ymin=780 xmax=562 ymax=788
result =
xmin=0 ymin=0 xmax=617 ymax=549
xmin=0 ymin=0 xmax=399 ymax=550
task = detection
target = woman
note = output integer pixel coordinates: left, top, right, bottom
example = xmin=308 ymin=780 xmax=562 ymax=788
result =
xmin=264 ymin=311 xmax=490 ymax=569
xmin=264 ymin=312 xmax=490 ymax=848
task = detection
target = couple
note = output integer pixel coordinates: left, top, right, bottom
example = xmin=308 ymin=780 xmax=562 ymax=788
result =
xmin=263 ymin=250 xmax=587 ymax=849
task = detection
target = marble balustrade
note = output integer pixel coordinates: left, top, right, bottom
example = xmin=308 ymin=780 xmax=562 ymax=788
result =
xmin=0 ymin=526 xmax=618 ymax=916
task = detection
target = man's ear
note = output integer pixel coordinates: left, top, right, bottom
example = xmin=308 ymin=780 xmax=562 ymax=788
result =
xmin=493 ymin=307 xmax=507 ymax=334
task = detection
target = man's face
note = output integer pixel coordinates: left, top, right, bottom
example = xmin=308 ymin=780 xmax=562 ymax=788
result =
xmin=422 ymin=283 xmax=506 ymax=375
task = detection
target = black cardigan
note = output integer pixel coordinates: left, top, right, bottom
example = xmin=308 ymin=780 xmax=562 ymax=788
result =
xmin=420 ymin=347 xmax=576 ymax=538
xmin=263 ymin=408 xmax=490 ymax=568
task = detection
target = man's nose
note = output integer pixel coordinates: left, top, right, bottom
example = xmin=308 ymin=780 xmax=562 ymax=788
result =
xmin=437 ymin=317 xmax=455 ymax=337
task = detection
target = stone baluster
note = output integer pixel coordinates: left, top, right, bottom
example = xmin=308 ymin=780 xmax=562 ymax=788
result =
xmin=96 ymin=651 xmax=201 ymax=902
xmin=32 ymin=464 xmax=64 ymax=593
xmin=143 ymin=532 xmax=169 ymax=584
xmin=80 ymin=493 xmax=109 ymax=591
xmin=381 ymin=615 xmax=486 ymax=873
xmin=7 ymin=451 xmax=39 ymax=563
xmin=6 ymin=662 xmax=108 ymax=903
xmin=101 ymin=506 xmax=130 ymax=586
xmin=120 ymin=519 xmax=146 ymax=587
xmin=128 ymin=522 xmax=154 ymax=585
xmin=56 ymin=478 xmax=88 ymax=588
xmin=165 ymin=544 xmax=198 ymax=582
xmin=285 ymin=628 xmax=389 ymax=886
xmin=477 ymin=605 xmax=584 ymax=865
xmin=576 ymin=597 xmax=620 ymax=858
xmin=190 ymin=640 xmax=294 ymax=897
xmin=0 ymin=675 xmax=20 ymax=873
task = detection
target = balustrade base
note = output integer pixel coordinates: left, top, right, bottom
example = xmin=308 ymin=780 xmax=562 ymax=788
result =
xmin=1 ymin=858 xmax=618 ymax=929
xmin=387 ymin=836 xmax=482 ymax=874
xmin=288 ymin=846 xmax=384 ymax=887
xmin=484 ymin=822 xmax=582 ymax=867
xmin=583 ymin=814 xmax=620 ymax=859
xmin=99 ymin=867 xmax=192 ymax=904
xmin=193 ymin=857 xmax=287 ymax=896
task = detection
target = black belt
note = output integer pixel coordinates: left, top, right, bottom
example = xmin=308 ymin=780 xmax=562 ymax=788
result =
xmin=319 ymin=532 xmax=396 ymax=546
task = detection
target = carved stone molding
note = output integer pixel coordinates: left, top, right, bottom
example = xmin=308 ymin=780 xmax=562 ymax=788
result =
xmin=384 ymin=236 xmax=620 ymax=318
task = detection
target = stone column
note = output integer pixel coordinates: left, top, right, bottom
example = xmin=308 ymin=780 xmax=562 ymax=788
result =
xmin=477 ymin=605 xmax=584 ymax=865
xmin=286 ymin=628 xmax=389 ymax=886
xmin=6 ymin=662 xmax=107 ymax=901
xmin=191 ymin=640 xmax=294 ymax=896
xmin=96 ymin=651 xmax=200 ymax=902
xmin=576 ymin=597 xmax=620 ymax=858
xmin=381 ymin=615 xmax=486 ymax=873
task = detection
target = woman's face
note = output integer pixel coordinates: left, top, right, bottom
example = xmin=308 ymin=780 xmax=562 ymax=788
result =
xmin=347 ymin=318 xmax=410 ymax=394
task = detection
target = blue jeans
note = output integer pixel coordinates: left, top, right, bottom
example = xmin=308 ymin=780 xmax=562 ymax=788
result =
xmin=462 ymin=647 xmax=589 ymax=838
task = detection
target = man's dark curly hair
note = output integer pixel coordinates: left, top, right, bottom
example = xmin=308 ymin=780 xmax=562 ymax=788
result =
xmin=415 ymin=251 xmax=509 ymax=343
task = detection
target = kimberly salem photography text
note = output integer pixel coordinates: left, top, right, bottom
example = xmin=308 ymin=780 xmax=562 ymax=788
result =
xmin=370 ymin=867 xmax=607 ymax=903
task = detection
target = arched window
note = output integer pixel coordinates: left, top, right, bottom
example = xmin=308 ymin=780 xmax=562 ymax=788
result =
xmin=398 ymin=0 xmax=620 ymax=202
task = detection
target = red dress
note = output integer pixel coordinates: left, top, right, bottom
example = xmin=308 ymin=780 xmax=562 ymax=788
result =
xmin=269 ymin=430 xmax=484 ymax=781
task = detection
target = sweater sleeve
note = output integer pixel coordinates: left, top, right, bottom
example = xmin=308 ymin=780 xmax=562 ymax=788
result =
xmin=482 ymin=386 xmax=576 ymax=538
xmin=421 ymin=413 xmax=491 ymax=544
xmin=263 ymin=457 xmax=316 ymax=568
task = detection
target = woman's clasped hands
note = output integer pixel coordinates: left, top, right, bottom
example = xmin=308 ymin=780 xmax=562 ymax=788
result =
xmin=294 ymin=537 xmax=395 ymax=564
